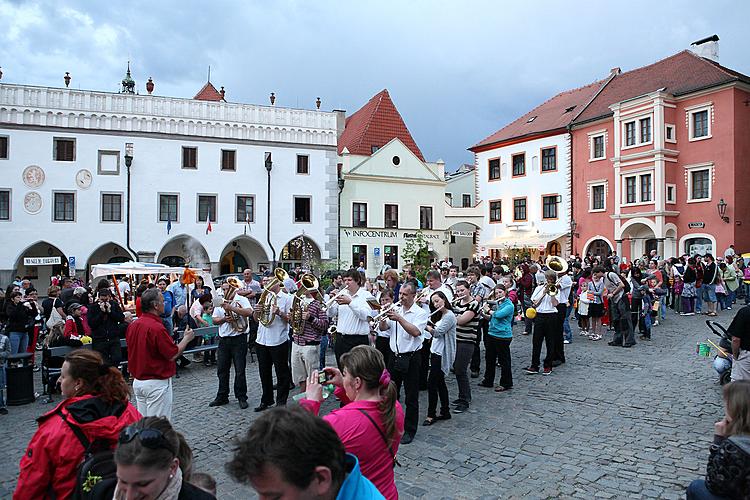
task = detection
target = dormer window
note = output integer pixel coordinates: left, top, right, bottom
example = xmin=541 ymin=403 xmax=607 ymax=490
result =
xmin=371 ymin=145 xmax=380 ymax=153
xmin=564 ymin=106 xmax=576 ymax=113
xmin=526 ymin=116 xmax=536 ymax=123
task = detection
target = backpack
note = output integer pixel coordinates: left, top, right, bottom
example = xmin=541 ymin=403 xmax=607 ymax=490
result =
xmin=57 ymin=409 xmax=118 ymax=499
xmin=606 ymin=272 xmax=631 ymax=296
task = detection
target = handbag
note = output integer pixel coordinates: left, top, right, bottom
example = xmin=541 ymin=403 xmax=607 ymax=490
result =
xmin=390 ymin=323 xmax=411 ymax=376
xmin=715 ymin=283 xmax=726 ymax=295
xmin=46 ymin=306 xmax=65 ymax=329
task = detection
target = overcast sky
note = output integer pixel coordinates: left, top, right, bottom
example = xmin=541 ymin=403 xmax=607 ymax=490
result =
xmin=1 ymin=0 xmax=748 ymax=169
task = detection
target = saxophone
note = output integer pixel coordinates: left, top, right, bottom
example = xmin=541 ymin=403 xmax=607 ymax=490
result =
xmin=223 ymin=277 xmax=248 ymax=332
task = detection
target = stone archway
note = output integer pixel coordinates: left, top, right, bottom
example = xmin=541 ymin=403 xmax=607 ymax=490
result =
xmin=157 ymin=234 xmax=211 ymax=269
xmin=219 ymin=236 xmax=268 ymax=275
xmin=280 ymin=235 xmax=322 ymax=273
xmin=584 ymin=238 xmax=612 ymax=258
xmin=85 ymin=242 xmax=136 ymax=277
xmin=14 ymin=241 xmax=69 ymax=289
xmin=620 ymin=222 xmax=656 ymax=261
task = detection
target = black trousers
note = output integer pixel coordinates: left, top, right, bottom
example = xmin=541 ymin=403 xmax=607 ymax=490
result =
xmin=610 ymin=297 xmax=636 ymax=346
xmin=375 ymin=336 xmax=393 ymax=370
xmin=483 ymin=336 xmax=513 ymax=388
xmin=216 ymin=334 xmax=249 ymax=402
xmin=470 ymin=320 xmax=485 ymax=372
xmin=388 ymin=350 xmax=421 ymax=438
xmin=553 ymin=304 xmax=567 ymax=363
xmin=419 ymin=338 xmax=431 ymax=389
xmin=334 ymin=334 xmax=370 ymax=367
xmin=531 ymin=313 xmax=557 ymax=369
xmin=92 ymin=338 xmax=122 ymax=368
xmin=427 ymin=353 xmax=449 ymax=417
xmin=256 ymin=341 xmax=290 ymax=406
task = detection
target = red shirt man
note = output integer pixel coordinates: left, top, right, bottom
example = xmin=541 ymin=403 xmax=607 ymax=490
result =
xmin=126 ymin=289 xmax=193 ymax=419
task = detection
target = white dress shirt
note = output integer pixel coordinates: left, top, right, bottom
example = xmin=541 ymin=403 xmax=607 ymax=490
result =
xmin=556 ymin=274 xmax=573 ymax=306
xmin=531 ymin=285 xmax=558 ymax=313
xmin=256 ymin=292 xmax=292 ymax=346
xmin=336 ymin=287 xmax=374 ymax=336
xmin=388 ymin=302 xmax=429 ymax=354
xmin=213 ymin=294 xmax=252 ymax=337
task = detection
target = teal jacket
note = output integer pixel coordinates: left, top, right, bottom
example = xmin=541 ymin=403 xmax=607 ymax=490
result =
xmin=337 ymin=453 xmax=385 ymax=500
xmin=488 ymin=298 xmax=514 ymax=339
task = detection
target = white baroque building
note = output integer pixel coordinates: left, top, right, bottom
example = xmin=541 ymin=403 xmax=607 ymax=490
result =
xmin=0 ymin=75 xmax=342 ymax=286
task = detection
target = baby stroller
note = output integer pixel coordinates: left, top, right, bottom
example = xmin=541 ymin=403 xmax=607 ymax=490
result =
xmin=705 ymin=320 xmax=733 ymax=385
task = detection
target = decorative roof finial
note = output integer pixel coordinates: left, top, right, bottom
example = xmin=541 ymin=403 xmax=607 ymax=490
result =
xmin=316 ymin=97 xmax=321 ymax=110
xmin=270 ymin=92 xmax=276 ymax=105
xmin=146 ymin=77 xmax=154 ymax=95
xmin=0 ymin=67 xmax=3 ymax=81
xmin=121 ymin=61 xmax=135 ymax=94
xmin=219 ymin=86 xmax=225 ymax=100
xmin=64 ymin=72 xmax=71 ymax=88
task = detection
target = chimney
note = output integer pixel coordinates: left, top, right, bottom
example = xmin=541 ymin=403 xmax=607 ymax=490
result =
xmin=690 ymin=34 xmax=719 ymax=62
xmin=219 ymin=86 xmax=225 ymax=101
xmin=610 ymin=67 xmax=621 ymax=76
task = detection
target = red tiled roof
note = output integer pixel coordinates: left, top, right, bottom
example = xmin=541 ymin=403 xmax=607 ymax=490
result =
xmin=574 ymin=50 xmax=750 ymax=124
xmin=338 ymin=89 xmax=424 ymax=161
xmin=470 ymin=79 xmax=607 ymax=151
xmin=193 ymin=82 xmax=224 ymax=101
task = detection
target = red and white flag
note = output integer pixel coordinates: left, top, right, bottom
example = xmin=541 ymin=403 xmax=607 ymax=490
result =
xmin=206 ymin=212 xmax=212 ymax=235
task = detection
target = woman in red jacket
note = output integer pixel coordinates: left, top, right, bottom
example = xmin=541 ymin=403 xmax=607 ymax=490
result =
xmin=14 ymin=349 xmax=141 ymax=499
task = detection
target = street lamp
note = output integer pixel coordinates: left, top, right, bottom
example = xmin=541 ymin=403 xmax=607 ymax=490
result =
xmin=125 ymin=142 xmax=133 ymax=167
xmin=570 ymin=219 xmax=579 ymax=238
xmin=717 ymin=198 xmax=729 ymax=223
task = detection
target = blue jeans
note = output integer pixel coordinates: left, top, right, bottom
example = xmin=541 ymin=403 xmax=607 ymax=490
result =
xmin=319 ymin=334 xmax=329 ymax=370
xmin=9 ymin=332 xmax=28 ymax=355
xmin=702 ymin=283 xmax=717 ymax=303
xmin=724 ymin=289 xmax=736 ymax=308
xmin=563 ymin=303 xmax=573 ymax=341
xmin=686 ymin=479 xmax=729 ymax=499
xmin=660 ymin=296 xmax=667 ymax=320
xmin=696 ymin=289 xmax=704 ymax=312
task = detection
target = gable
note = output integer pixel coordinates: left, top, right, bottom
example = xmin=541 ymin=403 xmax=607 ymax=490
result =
xmin=347 ymin=138 xmax=441 ymax=182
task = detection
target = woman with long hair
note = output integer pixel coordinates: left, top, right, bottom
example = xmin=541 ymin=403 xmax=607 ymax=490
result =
xmin=15 ymin=350 xmax=140 ymax=499
xmin=189 ymin=275 xmax=211 ymax=303
xmin=301 ymin=345 xmax=404 ymax=500
xmin=423 ymin=290 xmax=456 ymax=426
xmin=5 ymin=291 xmax=32 ymax=354
xmin=687 ymin=380 xmax=750 ymax=499
xmin=90 ymin=416 xmax=215 ymax=499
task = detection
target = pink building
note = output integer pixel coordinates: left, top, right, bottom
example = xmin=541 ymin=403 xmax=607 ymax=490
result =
xmin=570 ymin=44 xmax=750 ymax=260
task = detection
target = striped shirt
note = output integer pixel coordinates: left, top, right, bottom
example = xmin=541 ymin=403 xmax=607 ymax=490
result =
xmin=292 ymin=299 xmax=328 ymax=346
xmin=452 ymin=299 xmax=480 ymax=343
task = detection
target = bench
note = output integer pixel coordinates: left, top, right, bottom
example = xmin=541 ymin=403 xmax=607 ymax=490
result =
xmin=40 ymin=326 xmax=227 ymax=403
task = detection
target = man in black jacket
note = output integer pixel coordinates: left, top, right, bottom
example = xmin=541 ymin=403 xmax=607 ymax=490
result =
xmin=88 ymin=288 xmax=125 ymax=368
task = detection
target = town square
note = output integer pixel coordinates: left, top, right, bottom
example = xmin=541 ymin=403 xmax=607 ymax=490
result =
xmin=1 ymin=1 xmax=749 ymax=499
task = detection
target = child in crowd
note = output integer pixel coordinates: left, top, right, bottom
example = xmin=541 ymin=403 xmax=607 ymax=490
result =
xmin=201 ymin=303 xmax=217 ymax=366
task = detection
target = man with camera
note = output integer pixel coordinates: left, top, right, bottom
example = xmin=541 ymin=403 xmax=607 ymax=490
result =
xmin=88 ymin=288 xmax=125 ymax=368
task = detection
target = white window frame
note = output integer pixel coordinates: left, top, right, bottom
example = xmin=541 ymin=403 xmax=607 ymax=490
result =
xmin=196 ymin=193 xmax=218 ymax=223
xmin=235 ymin=194 xmax=255 ymax=223
xmin=621 ymin=170 xmax=654 ymax=206
xmin=685 ymin=163 xmax=713 ymax=203
xmin=639 ymin=117 xmax=652 ymax=144
xmin=588 ymin=181 xmax=607 ymax=212
xmin=622 ymin=113 xmax=654 ymax=150
xmin=665 ymin=124 xmax=676 ymax=144
xmin=352 ymin=201 xmax=368 ymax=228
xmin=688 ymin=104 xmax=712 ymax=141
xmin=384 ymin=202 xmax=400 ymax=229
xmin=589 ymin=132 xmax=606 ymax=161
xmin=52 ymin=190 xmax=76 ymax=223
xmin=158 ymin=192 xmax=180 ymax=223
xmin=100 ymin=192 xmax=123 ymax=223
xmin=0 ymin=188 xmax=11 ymax=221
xmin=666 ymin=183 xmax=677 ymax=204
xmin=293 ymin=196 xmax=312 ymax=224
xmin=639 ymin=173 xmax=653 ymax=203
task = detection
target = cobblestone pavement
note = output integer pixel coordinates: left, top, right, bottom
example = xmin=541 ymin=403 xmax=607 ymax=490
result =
xmin=0 ymin=312 xmax=730 ymax=499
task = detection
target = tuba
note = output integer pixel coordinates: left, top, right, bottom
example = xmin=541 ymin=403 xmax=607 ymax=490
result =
xmin=223 ymin=277 xmax=248 ymax=333
xmin=290 ymin=273 xmax=319 ymax=334
xmin=258 ymin=268 xmax=290 ymax=327
xmin=545 ymin=255 xmax=569 ymax=274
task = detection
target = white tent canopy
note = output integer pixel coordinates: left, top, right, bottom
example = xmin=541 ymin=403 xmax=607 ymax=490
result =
xmin=90 ymin=261 xmax=213 ymax=291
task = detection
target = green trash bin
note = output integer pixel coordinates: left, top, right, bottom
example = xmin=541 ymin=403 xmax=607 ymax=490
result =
xmin=7 ymin=352 xmax=35 ymax=406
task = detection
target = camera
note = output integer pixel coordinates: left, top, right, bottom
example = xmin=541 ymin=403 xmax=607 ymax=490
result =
xmin=318 ymin=371 xmax=330 ymax=384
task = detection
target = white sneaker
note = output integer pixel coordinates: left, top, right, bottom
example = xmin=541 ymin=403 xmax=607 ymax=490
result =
xmin=563 ymin=339 xmax=571 ymax=344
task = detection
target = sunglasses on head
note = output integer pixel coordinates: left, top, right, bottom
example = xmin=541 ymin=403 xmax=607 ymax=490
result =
xmin=119 ymin=426 xmax=175 ymax=455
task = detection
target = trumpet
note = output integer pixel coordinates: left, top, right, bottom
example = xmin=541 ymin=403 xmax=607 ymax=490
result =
xmin=322 ymin=288 xmax=348 ymax=310
xmin=370 ymin=287 xmax=431 ymax=324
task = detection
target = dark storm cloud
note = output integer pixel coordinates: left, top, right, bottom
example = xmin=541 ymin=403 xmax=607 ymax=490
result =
xmin=1 ymin=0 xmax=748 ymax=169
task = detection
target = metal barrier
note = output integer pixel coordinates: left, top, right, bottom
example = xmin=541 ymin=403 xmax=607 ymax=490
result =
xmin=40 ymin=326 xmax=231 ymax=403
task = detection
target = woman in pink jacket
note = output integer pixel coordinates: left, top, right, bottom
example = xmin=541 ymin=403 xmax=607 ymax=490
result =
xmin=300 ymin=345 xmax=404 ymax=500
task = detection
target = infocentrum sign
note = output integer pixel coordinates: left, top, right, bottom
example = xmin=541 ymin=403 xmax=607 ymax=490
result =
xmin=343 ymin=229 xmax=442 ymax=240
xmin=23 ymin=256 xmax=61 ymax=266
